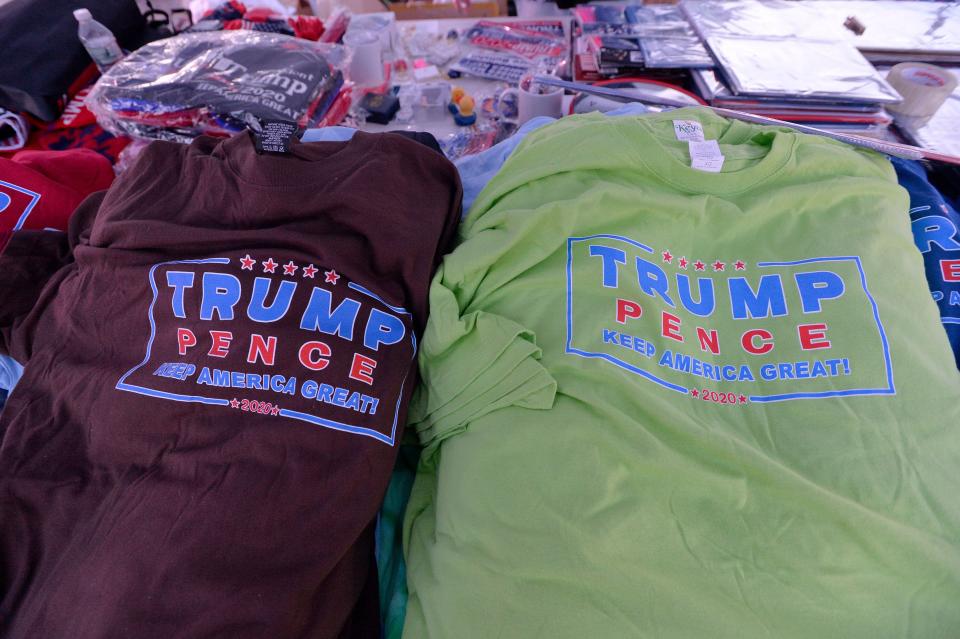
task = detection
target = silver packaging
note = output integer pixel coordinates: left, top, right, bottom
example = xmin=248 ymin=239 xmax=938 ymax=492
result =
xmin=706 ymin=35 xmax=902 ymax=103
xmin=683 ymin=0 xmax=960 ymax=58
xmin=641 ymin=38 xmax=714 ymax=69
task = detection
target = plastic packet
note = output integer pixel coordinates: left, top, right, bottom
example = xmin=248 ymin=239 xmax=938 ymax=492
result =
xmin=641 ymin=37 xmax=714 ymax=69
xmin=707 ymin=35 xmax=901 ymax=103
xmin=458 ymin=20 xmax=569 ymax=80
xmin=449 ymin=50 xmax=533 ymax=84
xmin=464 ymin=21 xmax=566 ymax=61
xmin=684 ymin=0 xmax=960 ymax=55
xmin=437 ymin=121 xmax=499 ymax=160
xmin=87 ymin=30 xmax=350 ymax=142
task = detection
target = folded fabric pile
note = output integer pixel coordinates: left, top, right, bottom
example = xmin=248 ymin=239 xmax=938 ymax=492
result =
xmin=88 ymin=31 xmax=347 ymax=142
xmin=189 ymin=1 xmax=327 ymax=41
xmin=0 ymin=129 xmax=461 ymax=638
xmin=404 ymin=107 xmax=960 ymax=638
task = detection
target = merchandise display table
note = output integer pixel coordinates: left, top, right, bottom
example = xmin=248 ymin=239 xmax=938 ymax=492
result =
xmin=358 ymin=16 xmax=574 ymax=141
xmin=2 ymin=2 xmax=960 ymax=638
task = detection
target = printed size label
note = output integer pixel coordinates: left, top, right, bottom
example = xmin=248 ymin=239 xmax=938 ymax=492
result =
xmin=116 ymin=255 xmax=415 ymax=445
xmin=688 ymin=139 xmax=724 ymax=173
xmin=673 ymin=119 xmax=705 ymax=142
xmin=255 ymin=120 xmax=299 ymax=154
xmin=565 ymin=234 xmax=895 ymax=403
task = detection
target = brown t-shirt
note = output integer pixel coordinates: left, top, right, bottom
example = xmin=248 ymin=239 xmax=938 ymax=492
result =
xmin=0 ymin=131 xmax=461 ymax=638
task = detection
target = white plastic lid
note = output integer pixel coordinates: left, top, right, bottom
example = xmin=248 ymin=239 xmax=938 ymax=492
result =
xmin=74 ymin=8 xmax=92 ymax=21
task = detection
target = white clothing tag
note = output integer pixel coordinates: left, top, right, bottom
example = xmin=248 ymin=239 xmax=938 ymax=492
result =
xmin=688 ymin=139 xmax=725 ymax=173
xmin=673 ymin=119 xmax=705 ymax=142
xmin=413 ymin=65 xmax=441 ymax=81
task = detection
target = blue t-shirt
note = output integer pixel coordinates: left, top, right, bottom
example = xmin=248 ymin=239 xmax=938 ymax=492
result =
xmin=892 ymin=157 xmax=960 ymax=369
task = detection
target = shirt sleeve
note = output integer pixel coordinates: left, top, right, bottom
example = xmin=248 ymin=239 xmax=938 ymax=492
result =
xmin=0 ymin=191 xmax=104 ymax=362
xmin=408 ymin=264 xmax=557 ymax=455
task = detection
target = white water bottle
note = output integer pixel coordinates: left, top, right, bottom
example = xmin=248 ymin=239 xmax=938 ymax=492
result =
xmin=74 ymin=8 xmax=123 ymax=72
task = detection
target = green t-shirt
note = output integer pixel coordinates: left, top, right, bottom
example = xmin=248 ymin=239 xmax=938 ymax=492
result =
xmin=403 ymin=108 xmax=960 ymax=638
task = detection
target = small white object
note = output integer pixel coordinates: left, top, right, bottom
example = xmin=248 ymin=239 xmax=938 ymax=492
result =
xmin=673 ymin=120 xmax=705 ymax=142
xmin=75 ymin=7 xmax=123 ymax=73
xmin=688 ymin=139 xmax=725 ymax=173
xmin=413 ymin=65 xmax=442 ymax=82
xmin=498 ymin=73 xmax=564 ymax=125
xmin=414 ymin=20 xmax=440 ymax=35
xmin=343 ymin=30 xmax=384 ymax=88
xmin=886 ymin=62 xmax=959 ymax=120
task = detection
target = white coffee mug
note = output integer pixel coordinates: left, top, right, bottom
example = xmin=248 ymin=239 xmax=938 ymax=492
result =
xmin=499 ymin=73 xmax=564 ymax=125
xmin=343 ymin=30 xmax=384 ymax=88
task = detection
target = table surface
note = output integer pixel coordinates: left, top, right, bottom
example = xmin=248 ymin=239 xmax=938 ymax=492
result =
xmin=358 ymin=16 xmax=574 ymax=140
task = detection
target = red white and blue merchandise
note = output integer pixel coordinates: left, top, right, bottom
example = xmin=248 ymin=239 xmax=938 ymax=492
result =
xmin=0 ymin=130 xmax=461 ymax=638
xmin=0 ymin=148 xmax=114 ymax=233
xmin=894 ymin=157 xmax=960 ymax=369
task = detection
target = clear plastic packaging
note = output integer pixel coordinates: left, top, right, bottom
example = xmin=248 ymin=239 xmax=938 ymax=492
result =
xmin=87 ymin=31 xmax=350 ymax=142
xmin=706 ymin=35 xmax=901 ymax=103
xmin=412 ymin=83 xmax=452 ymax=122
xmin=684 ymin=0 xmax=960 ymax=58
xmin=640 ymin=37 xmax=713 ymax=69
xmin=452 ymin=20 xmax=569 ymax=83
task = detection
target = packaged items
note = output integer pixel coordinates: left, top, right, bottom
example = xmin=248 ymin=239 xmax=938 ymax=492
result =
xmin=465 ymin=21 xmax=566 ymax=60
xmin=451 ymin=20 xmax=569 ymax=84
xmin=449 ymin=51 xmax=533 ymax=84
xmin=87 ymin=31 xmax=348 ymax=142
xmin=640 ymin=36 xmax=713 ymax=69
xmin=707 ymin=36 xmax=901 ymax=104
xmin=574 ymin=3 xmax=711 ymax=75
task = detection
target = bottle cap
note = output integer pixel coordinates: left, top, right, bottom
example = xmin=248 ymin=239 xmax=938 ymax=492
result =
xmin=74 ymin=8 xmax=92 ymax=21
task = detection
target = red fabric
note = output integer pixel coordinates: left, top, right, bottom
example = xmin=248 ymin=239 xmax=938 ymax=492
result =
xmin=315 ymin=88 xmax=352 ymax=127
xmin=242 ymin=7 xmax=275 ymax=21
xmin=289 ymin=15 xmax=325 ymax=41
xmin=202 ymin=0 xmax=246 ymax=19
xmin=51 ymin=86 xmax=98 ymax=129
xmin=14 ymin=124 xmax=131 ymax=165
xmin=112 ymin=108 xmax=204 ymax=128
xmin=0 ymin=149 xmax=114 ymax=233
xmin=5 ymin=64 xmax=131 ymax=164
